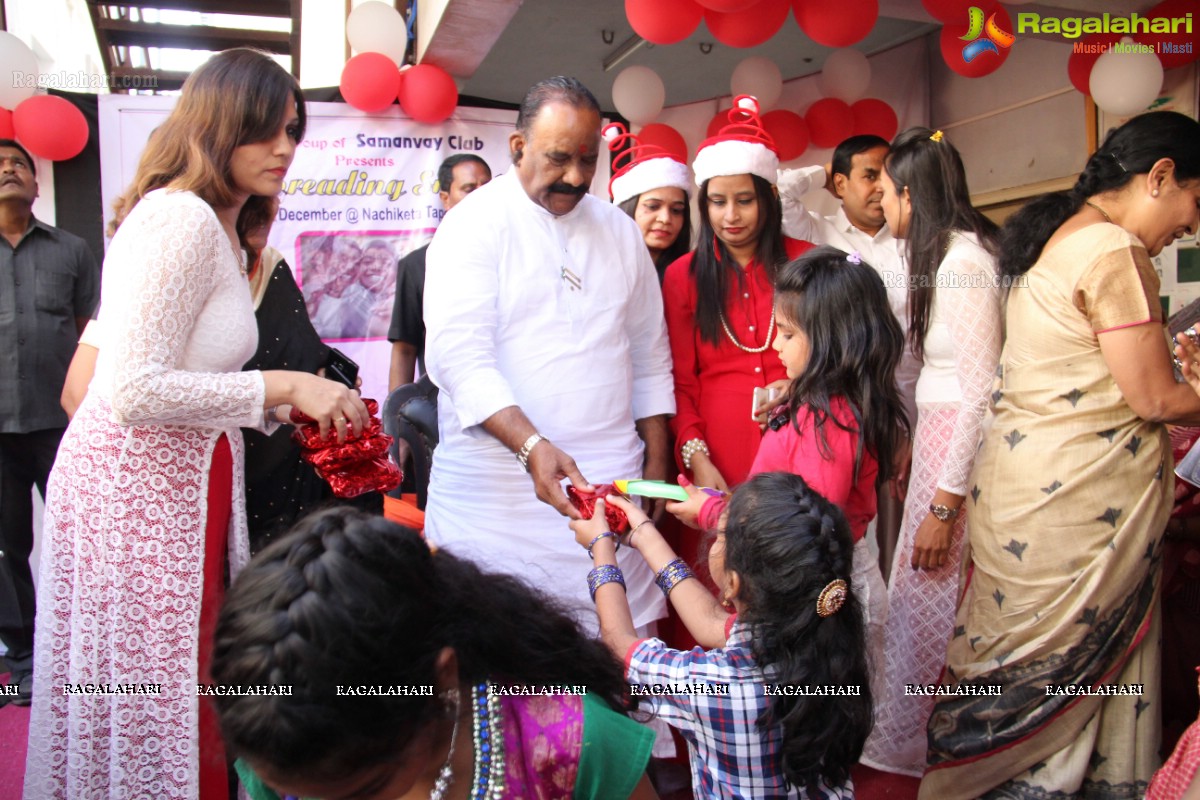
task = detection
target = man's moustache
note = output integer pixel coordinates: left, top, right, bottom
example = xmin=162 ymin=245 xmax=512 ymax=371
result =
xmin=549 ymin=182 xmax=586 ymax=196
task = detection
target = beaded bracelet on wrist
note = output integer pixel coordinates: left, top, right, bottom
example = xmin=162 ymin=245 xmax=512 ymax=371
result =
xmin=680 ymin=438 xmax=710 ymax=472
xmin=587 ymin=564 xmax=626 ymax=602
xmin=654 ymin=558 xmax=694 ymax=598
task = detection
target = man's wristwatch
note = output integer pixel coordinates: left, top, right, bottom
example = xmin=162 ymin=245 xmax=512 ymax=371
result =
xmin=929 ymin=503 xmax=960 ymax=522
xmin=516 ymin=433 xmax=547 ymax=472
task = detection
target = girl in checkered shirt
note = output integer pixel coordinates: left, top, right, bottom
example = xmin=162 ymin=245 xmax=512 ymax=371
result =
xmin=572 ymin=472 xmax=873 ymax=799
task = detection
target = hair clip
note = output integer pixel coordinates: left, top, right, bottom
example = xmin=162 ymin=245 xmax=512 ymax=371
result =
xmin=1106 ymin=151 xmax=1128 ymax=173
xmin=816 ymin=579 xmax=848 ymax=617
xmin=846 ymin=251 xmax=862 ymax=265
xmin=929 ymin=130 xmax=944 ymax=143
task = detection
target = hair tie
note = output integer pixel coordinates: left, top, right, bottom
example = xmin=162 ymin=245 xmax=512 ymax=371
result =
xmin=846 ymin=251 xmax=862 ymax=265
xmin=929 ymin=130 xmax=944 ymax=143
xmin=816 ymin=579 xmax=848 ymax=617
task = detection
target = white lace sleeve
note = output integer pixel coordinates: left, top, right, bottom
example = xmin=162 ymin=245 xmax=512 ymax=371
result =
xmin=109 ymin=195 xmax=265 ymax=427
xmin=937 ymin=249 xmax=1002 ymax=495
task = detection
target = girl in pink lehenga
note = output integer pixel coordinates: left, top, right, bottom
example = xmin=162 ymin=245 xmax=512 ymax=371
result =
xmin=860 ymin=127 xmax=1003 ymax=777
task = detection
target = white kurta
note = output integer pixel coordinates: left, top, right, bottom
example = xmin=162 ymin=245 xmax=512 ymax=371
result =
xmin=423 ymin=171 xmax=675 ymax=631
xmin=779 ymin=165 xmax=921 ymax=422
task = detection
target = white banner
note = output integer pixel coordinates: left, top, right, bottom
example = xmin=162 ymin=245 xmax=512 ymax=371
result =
xmin=99 ymin=96 xmax=612 ymax=402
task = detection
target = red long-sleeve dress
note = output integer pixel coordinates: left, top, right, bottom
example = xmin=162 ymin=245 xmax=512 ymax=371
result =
xmin=662 ymin=237 xmax=812 ymax=484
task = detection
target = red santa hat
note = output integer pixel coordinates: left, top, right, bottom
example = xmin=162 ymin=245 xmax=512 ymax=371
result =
xmin=603 ymin=122 xmax=692 ymax=206
xmin=692 ymin=95 xmax=779 ymax=187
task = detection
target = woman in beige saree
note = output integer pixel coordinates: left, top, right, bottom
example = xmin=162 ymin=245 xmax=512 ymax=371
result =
xmin=920 ymin=111 xmax=1200 ymax=799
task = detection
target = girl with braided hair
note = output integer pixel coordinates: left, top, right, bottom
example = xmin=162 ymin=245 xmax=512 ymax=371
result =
xmin=922 ymin=111 xmax=1200 ymax=799
xmin=571 ymin=472 xmax=872 ymax=799
xmin=212 ymin=508 xmax=657 ymax=800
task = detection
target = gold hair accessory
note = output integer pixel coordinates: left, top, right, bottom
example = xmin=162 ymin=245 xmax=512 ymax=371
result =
xmin=929 ymin=130 xmax=944 ymax=143
xmin=816 ymin=579 xmax=848 ymax=617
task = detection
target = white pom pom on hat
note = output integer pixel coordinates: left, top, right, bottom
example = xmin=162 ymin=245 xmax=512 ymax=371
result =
xmin=692 ymin=94 xmax=779 ymax=187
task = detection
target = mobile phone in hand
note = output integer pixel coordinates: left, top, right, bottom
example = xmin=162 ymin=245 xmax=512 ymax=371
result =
xmin=751 ymin=386 xmax=779 ymax=421
xmin=325 ymin=347 xmax=359 ymax=389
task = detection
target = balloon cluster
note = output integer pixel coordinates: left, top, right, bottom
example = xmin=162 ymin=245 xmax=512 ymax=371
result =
xmin=625 ymin=0 xmax=878 ymax=50
xmin=0 ymin=32 xmax=89 ymax=162
xmin=1065 ymin=0 xmax=1195 ymax=117
xmin=338 ymin=1 xmax=458 ymax=123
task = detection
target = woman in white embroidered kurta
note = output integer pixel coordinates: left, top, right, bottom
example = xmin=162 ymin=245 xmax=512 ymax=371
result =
xmin=24 ymin=50 xmax=367 ymax=800
xmin=861 ymin=128 xmax=1004 ymax=777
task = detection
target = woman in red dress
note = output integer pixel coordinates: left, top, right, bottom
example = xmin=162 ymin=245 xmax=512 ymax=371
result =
xmin=663 ymin=97 xmax=812 ymax=491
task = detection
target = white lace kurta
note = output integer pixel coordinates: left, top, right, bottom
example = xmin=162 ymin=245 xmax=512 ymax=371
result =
xmin=862 ymin=232 xmax=1003 ymax=777
xmin=24 ymin=190 xmax=265 ymax=799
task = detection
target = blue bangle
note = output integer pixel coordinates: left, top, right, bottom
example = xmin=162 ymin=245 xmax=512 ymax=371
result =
xmin=654 ymin=558 xmax=694 ymax=598
xmin=587 ymin=564 xmax=625 ymax=602
xmin=586 ymin=531 xmax=620 ymax=558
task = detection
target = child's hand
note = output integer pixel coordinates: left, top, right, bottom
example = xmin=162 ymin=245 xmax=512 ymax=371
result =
xmin=666 ymin=474 xmax=718 ymax=529
xmin=602 ymin=493 xmax=659 ymax=550
xmin=569 ymin=499 xmax=612 ymax=552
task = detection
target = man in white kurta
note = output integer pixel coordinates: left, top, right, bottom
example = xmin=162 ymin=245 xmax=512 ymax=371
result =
xmin=423 ymin=78 xmax=675 ymax=632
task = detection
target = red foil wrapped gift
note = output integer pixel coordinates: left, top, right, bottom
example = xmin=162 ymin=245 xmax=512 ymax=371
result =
xmin=567 ymin=484 xmax=630 ymax=533
xmin=291 ymin=398 xmax=402 ymax=498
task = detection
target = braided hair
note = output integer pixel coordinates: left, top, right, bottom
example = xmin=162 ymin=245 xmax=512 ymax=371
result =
xmin=722 ymin=472 xmax=872 ymax=795
xmin=1000 ymin=111 xmax=1200 ymax=277
xmin=211 ymin=508 xmax=631 ymax=784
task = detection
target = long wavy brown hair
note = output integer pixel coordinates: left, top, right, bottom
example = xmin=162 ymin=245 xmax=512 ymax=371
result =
xmin=109 ymin=48 xmax=305 ymax=253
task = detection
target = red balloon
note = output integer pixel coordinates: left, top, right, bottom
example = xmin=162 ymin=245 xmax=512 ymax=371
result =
xmin=1066 ymin=33 xmax=1120 ymax=95
xmin=626 ymin=0 xmax=704 ymax=46
xmin=398 ymin=64 xmax=459 ymax=124
xmin=850 ymin=98 xmax=897 ymax=140
xmin=0 ymin=108 xmax=14 ymax=139
xmin=1135 ymin=0 xmax=1200 ymax=70
xmin=805 ymin=98 xmax=853 ymax=148
xmin=793 ymin=0 xmax=878 ymax=48
xmin=705 ymin=0 xmax=790 ymax=48
xmin=696 ymin=0 xmax=760 ymax=10
xmin=939 ymin=4 xmax=1012 ymax=78
xmin=340 ymin=52 xmax=400 ymax=112
xmin=706 ymin=109 xmax=729 ymax=139
xmin=13 ymin=96 xmax=88 ymax=161
xmin=921 ymin=0 xmax=973 ymax=24
xmin=761 ymin=109 xmax=808 ymax=161
xmin=637 ymin=123 xmax=689 ymax=162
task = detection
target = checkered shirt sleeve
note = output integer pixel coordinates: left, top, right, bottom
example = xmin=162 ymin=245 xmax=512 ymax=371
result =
xmin=625 ymin=625 xmax=853 ymax=799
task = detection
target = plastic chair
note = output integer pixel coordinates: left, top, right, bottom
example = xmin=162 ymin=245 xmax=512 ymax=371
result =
xmin=381 ymin=375 xmax=439 ymax=511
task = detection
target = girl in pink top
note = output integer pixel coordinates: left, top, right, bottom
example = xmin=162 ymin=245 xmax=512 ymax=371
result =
xmin=671 ymin=246 xmax=908 ymax=691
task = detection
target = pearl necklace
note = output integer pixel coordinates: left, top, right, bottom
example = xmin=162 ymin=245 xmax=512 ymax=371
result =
xmin=719 ymin=307 xmax=775 ymax=353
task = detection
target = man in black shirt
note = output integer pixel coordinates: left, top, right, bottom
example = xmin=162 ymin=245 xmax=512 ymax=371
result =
xmin=387 ymin=153 xmax=491 ymax=391
xmin=0 ymin=140 xmax=99 ymax=706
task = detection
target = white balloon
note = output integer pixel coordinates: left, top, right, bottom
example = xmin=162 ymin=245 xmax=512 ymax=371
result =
xmin=1089 ymin=38 xmax=1163 ymax=117
xmin=731 ymin=57 xmax=782 ymax=111
xmin=347 ymin=0 xmax=409 ymax=67
xmin=0 ymin=32 xmax=37 ymax=110
xmin=612 ymin=65 xmax=665 ymax=126
xmin=818 ymin=49 xmax=871 ymax=103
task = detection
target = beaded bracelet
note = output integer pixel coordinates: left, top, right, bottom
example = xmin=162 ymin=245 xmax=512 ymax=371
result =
xmin=654 ymin=558 xmax=695 ymax=598
xmin=586 ymin=531 xmax=620 ymax=558
xmin=587 ymin=565 xmax=626 ymax=602
xmin=680 ymin=438 xmax=710 ymax=471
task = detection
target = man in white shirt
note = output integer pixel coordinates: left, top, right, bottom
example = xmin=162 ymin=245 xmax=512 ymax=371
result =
xmin=779 ymin=134 xmax=917 ymax=577
xmin=422 ymin=76 xmax=675 ymax=630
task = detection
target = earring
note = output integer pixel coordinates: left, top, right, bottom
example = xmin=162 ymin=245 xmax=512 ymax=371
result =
xmin=1153 ymin=189 xmax=1160 ymax=197
xmin=440 ymin=687 xmax=460 ymax=714
xmin=720 ymin=595 xmax=735 ymax=611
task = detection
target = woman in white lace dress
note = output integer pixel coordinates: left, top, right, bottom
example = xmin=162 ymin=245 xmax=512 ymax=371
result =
xmin=23 ymin=49 xmax=368 ymax=800
xmin=860 ymin=128 xmax=1003 ymax=777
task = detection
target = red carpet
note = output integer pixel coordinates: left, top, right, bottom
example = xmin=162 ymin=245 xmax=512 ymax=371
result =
xmin=0 ymin=673 xmax=30 ymax=797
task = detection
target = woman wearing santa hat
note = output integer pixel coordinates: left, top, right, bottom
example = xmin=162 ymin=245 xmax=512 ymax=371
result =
xmin=605 ymin=123 xmax=694 ymax=281
xmin=662 ymin=96 xmax=812 ymax=495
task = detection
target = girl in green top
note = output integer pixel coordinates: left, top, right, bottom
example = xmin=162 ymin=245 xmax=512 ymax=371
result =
xmin=212 ymin=508 xmax=657 ymax=800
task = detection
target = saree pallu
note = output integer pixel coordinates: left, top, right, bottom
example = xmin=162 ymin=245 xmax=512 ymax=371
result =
xmin=920 ymin=226 xmax=1168 ymax=800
